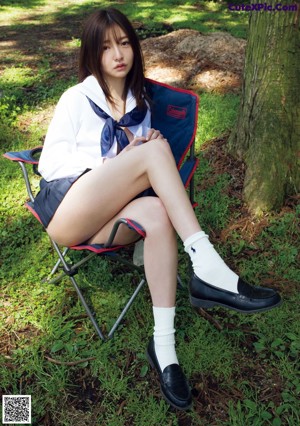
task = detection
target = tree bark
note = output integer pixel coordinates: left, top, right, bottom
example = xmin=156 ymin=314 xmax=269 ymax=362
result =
xmin=228 ymin=2 xmax=300 ymax=213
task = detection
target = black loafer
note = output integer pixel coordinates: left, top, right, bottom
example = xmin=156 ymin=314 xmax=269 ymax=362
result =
xmin=146 ymin=337 xmax=192 ymax=410
xmin=189 ymin=274 xmax=282 ymax=313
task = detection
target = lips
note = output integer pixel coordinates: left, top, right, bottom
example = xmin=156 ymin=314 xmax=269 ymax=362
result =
xmin=114 ymin=63 xmax=126 ymax=70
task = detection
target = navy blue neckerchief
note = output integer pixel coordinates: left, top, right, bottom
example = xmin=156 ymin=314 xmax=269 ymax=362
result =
xmin=87 ymin=97 xmax=148 ymax=156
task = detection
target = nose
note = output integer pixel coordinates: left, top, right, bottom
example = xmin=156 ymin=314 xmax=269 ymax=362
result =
xmin=113 ymin=44 xmax=123 ymax=61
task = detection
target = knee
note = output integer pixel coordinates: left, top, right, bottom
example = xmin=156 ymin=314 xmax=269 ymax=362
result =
xmin=144 ymin=197 xmax=173 ymax=234
xmin=145 ymin=138 xmax=174 ymax=162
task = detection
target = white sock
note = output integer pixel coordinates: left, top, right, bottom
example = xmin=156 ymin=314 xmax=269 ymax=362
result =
xmin=153 ymin=306 xmax=179 ymax=372
xmin=184 ymin=231 xmax=238 ymax=293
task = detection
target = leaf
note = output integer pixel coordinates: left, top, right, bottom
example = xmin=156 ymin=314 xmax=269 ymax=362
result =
xmin=271 ymin=338 xmax=284 ymax=348
xmin=77 ymin=361 xmax=88 ymax=368
xmin=140 ymin=364 xmax=149 ymax=378
xmin=51 ymin=340 xmax=65 ymax=353
xmin=272 ymin=418 xmax=282 ymax=426
xmin=261 ymin=411 xmax=272 ymax=420
xmin=64 ymin=343 xmax=74 ymax=354
xmin=285 ymin=332 xmax=298 ymax=341
xmin=253 ymin=341 xmax=266 ymax=352
xmin=243 ymin=399 xmax=257 ymax=411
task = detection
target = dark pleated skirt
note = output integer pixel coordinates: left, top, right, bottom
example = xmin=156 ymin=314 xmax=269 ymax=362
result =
xmin=34 ymin=169 xmax=90 ymax=228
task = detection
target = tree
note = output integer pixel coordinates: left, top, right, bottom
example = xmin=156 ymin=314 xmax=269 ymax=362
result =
xmin=228 ymin=2 xmax=300 ymax=213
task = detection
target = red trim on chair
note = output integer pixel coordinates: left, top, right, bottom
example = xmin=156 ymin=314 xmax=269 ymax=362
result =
xmin=3 ymin=152 xmax=32 ymax=163
xmin=25 ymin=201 xmax=126 ymax=254
xmin=24 ymin=203 xmax=145 ymax=254
xmin=178 ymin=106 xmax=199 ymax=170
xmin=25 ymin=202 xmax=43 ymax=224
xmin=166 ymin=105 xmax=187 ymax=120
xmin=71 ymin=219 xmax=145 ymax=253
xmin=125 ymin=218 xmax=146 ymax=238
xmin=3 ymin=146 xmax=42 ymax=164
xmin=184 ymin=158 xmax=200 ymax=189
xmin=70 ymin=244 xmax=124 ymax=254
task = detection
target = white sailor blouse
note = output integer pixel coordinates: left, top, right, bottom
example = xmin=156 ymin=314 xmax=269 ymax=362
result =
xmin=38 ymin=75 xmax=151 ymax=181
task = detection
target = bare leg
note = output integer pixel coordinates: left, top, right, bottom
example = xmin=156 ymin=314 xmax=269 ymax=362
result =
xmin=47 ymin=138 xmax=201 ymax=247
xmin=46 ymin=139 xmax=184 ymax=308
xmin=87 ymin=196 xmax=178 ymax=308
xmin=47 ymin=137 xmax=267 ymax=301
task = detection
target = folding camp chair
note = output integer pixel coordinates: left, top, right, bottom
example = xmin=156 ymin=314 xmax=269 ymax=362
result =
xmin=3 ymin=78 xmax=199 ymax=341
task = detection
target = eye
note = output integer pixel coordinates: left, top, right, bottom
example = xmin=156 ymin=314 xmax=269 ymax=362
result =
xmin=103 ymin=45 xmax=109 ymax=51
xmin=121 ymin=40 xmax=130 ymax=46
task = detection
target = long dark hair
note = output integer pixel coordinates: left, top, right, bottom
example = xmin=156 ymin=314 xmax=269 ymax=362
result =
xmin=79 ymin=8 xmax=147 ymax=109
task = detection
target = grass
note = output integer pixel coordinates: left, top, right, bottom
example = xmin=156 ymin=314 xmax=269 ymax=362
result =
xmin=1 ymin=1 xmax=299 ymax=425
xmin=0 ymin=0 xmax=249 ymax=38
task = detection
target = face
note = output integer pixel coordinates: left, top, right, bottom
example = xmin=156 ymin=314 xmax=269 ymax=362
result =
xmin=101 ymin=25 xmax=134 ymax=86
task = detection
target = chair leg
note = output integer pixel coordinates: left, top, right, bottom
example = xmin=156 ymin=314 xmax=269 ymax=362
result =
xmin=68 ymin=275 xmax=106 ymax=341
xmin=47 ymin=240 xmax=106 ymax=340
xmin=49 ymin=247 xmax=69 ymax=277
xmin=107 ymin=278 xmax=146 ymax=339
xmin=47 ymin=239 xmax=146 ymax=341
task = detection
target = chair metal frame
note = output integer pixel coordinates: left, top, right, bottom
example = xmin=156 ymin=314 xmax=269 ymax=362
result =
xmin=14 ymin=154 xmax=147 ymax=341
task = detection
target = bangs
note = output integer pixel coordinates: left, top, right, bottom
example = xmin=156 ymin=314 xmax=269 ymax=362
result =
xmin=105 ymin=23 xmax=128 ymax=43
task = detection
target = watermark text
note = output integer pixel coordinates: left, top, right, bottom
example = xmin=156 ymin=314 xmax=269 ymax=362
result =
xmin=228 ymin=3 xmax=298 ymax=11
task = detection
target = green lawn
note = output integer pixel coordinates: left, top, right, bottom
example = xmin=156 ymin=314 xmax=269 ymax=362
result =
xmin=0 ymin=1 xmax=299 ymax=425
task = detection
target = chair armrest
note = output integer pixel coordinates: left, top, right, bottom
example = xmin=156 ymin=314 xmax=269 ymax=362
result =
xmin=3 ymin=146 xmax=42 ymax=164
xmin=3 ymin=147 xmax=43 ymax=202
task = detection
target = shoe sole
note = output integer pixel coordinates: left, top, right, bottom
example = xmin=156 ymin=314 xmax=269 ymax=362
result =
xmin=190 ymin=295 xmax=283 ymax=314
xmin=146 ymin=351 xmax=193 ymax=411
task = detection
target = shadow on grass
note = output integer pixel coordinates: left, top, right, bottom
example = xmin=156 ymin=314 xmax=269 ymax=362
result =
xmin=0 ymin=1 xmax=247 ymax=78
xmin=0 ymin=0 xmax=46 ymax=7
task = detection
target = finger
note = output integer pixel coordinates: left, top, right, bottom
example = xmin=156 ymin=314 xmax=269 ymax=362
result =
xmin=130 ymin=136 xmax=147 ymax=146
xmin=154 ymin=136 xmax=168 ymax=143
xmin=147 ymin=129 xmax=163 ymax=141
xmin=146 ymin=128 xmax=156 ymax=140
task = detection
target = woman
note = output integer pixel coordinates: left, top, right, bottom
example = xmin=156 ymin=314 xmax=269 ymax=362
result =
xmin=35 ymin=8 xmax=281 ymax=410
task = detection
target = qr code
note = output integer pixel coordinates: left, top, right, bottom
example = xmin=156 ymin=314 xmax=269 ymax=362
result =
xmin=2 ymin=395 xmax=31 ymax=424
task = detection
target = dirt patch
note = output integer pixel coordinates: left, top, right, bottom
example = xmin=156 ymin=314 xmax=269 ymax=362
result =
xmin=142 ymin=29 xmax=246 ymax=92
xmin=199 ymin=134 xmax=299 ymax=241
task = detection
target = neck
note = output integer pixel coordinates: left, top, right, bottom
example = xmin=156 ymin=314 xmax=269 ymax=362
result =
xmin=106 ymin=85 xmax=126 ymax=120
xmin=107 ymin=78 xmax=126 ymax=103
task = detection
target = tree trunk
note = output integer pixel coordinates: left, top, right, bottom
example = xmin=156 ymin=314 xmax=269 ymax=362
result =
xmin=228 ymin=2 xmax=300 ymax=214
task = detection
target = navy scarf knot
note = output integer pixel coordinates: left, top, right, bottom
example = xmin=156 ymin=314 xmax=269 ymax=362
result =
xmin=87 ymin=97 xmax=148 ymax=156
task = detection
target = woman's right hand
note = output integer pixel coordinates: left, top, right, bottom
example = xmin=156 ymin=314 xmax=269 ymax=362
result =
xmin=120 ymin=127 xmax=168 ymax=155
xmin=120 ymin=136 xmax=147 ymax=154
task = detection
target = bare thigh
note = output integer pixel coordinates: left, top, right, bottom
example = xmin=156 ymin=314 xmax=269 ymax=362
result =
xmin=46 ymin=137 xmax=200 ymax=246
xmin=46 ymin=143 xmax=153 ymax=246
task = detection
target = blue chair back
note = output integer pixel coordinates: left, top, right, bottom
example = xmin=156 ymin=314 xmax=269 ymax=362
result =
xmin=145 ymin=79 xmax=199 ymax=168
